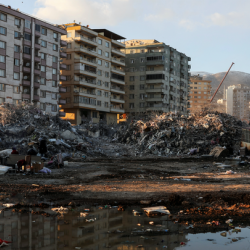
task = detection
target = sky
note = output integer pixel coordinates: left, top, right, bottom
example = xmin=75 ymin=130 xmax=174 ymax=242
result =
xmin=3 ymin=0 xmax=250 ymax=74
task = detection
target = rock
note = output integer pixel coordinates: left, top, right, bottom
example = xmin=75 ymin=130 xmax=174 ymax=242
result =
xmin=209 ymin=146 xmax=229 ymax=158
xmin=25 ymin=125 xmax=35 ymax=135
xmin=61 ymin=130 xmax=77 ymax=140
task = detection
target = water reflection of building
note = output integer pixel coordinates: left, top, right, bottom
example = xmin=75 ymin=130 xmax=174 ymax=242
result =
xmin=0 ymin=209 xmax=57 ymax=249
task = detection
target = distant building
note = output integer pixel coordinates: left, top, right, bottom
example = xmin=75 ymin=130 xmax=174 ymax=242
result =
xmin=226 ymin=84 xmax=250 ymax=121
xmin=124 ymin=39 xmax=191 ymax=114
xmin=188 ymin=75 xmax=212 ymax=112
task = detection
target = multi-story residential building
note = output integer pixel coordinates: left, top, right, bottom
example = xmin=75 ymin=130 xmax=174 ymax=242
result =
xmin=226 ymin=84 xmax=250 ymax=122
xmin=124 ymin=39 xmax=191 ymax=114
xmin=59 ymin=23 xmax=126 ymax=125
xmin=0 ymin=4 xmax=67 ymax=116
xmin=189 ymin=75 xmax=212 ymax=112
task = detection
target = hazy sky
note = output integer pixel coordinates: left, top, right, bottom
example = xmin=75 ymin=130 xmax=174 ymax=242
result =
xmin=4 ymin=0 xmax=250 ymax=74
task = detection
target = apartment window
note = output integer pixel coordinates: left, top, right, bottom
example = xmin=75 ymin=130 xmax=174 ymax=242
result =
xmin=97 ymin=70 xmax=102 ymax=76
xmin=204 ymin=82 xmax=207 ymax=85
xmin=129 ymin=94 xmax=134 ymax=99
xmin=14 ymin=58 xmax=19 ymax=66
xmin=66 ymin=75 xmax=71 ymax=81
xmin=0 ymin=83 xmax=4 ymax=91
xmin=140 ymin=76 xmax=145 ymax=81
xmin=0 ymin=98 xmax=5 ymax=104
xmin=67 ymin=32 xmax=72 ymax=38
xmin=129 ymin=76 xmax=135 ymax=81
xmin=140 ymin=66 xmax=145 ymax=71
xmin=198 ymin=82 xmax=202 ymax=85
xmin=204 ymin=92 xmax=207 ymax=94
xmin=104 ymin=92 xmax=109 ymax=97
xmin=53 ymin=32 xmax=58 ymax=39
xmin=0 ymin=69 xmax=5 ymax=78
xmin=24 ymin=33 xmax=31 ymax=41
xmin=40 ymin=103 xmax=46 ymax=110
xmin=13 ymin=86 xmax=19 ymax=93
xmin=105 ymin=82 xmax=109 ymax=87
xmin=14 ymin=32 xmax=23 ymax=41
xmin=105 ymin=72 xmax=109 ymax=77
xmin=67 ymin=54 xmax=71 ymax=60
xmin=35 ymin=24 xmax=40 ymax=32
xmin=98 ymin=49 xmax=102 ymax=55
xmin=141 ymin=49 xmax=145 ymax=53
xmin=0 ymin=13 xmax=7 ymax=22
xmin=140 ymin=84 xmax=145 ymax=90
xmin=0 ymin=41 xmax=5 ymax=49
xmin=140 ymin=58 xmax=145 ymax=63
xmin=0 ymin=55 xmax=5 ymax=63
xmin=40 ymin=91 xmax=46 ymax=97
xmin=130 ymin=50 xmax=134 ymax=54
xmin=66 ymin=65 xmax=71 ymax=70
xmin=25 ymin=20 xmax=31 ymax=29
xmin=105 ymin=41 xmax=109 ymax=47
xmin=52 ymin=69 xmax=57 ymax=75
xmin=92 ymin=111 xmax=98 ymax=118
xmin=97 ymin=100 xmax=101 ymax=106
xmin=41 ymin=27 xmax=47 ymax=35
xmin=97 ymin=90 xmax=102 ymax=96
xmin=52 ymin=93 xmax=57 ymax=99
xmin=98 ymin=59 xmax=102 ymax=65
xmin=14 ymin=72 xmax=20 ymax=80
xmin=41 ymin=66 xmax=46 ymax=72
xmin=53 ymin=44 xmax=58 ymax=51
xmin=194 ymin=87 xmax=197 ymax=89
xmin=198 ymin=96 xmax=201 ymax=99
xmin=41 ymin=40 xmax=47 ymax=47
xmin=198 ymin=92 xmax=201 ymax=94
xmin=24 ymin=46 xmax=31 ymax=54
xmin=129 ymin=103 xmax=134 ymax=108
xmin=52 ymin=56 xmax=58 ymax=63
xmin=140 ymin=102 xmax=145 ymax=107
xmin=105 ymin=102 xmax=108 ymax=107
xmin=105 ymin=52 xmax=109 ymax=58
xmin=15 ymin=18 xmax=21 ymax=26
xmin=130 ymin=59 xmax=135 ymax=63
xmin=204 ymin=87 xmax=207 ymax=89
xmin=52 ymin=80 xmax=57 ymax=87
xmin=0 ymin=27 xmax=6 ymax=35
xmin=40 ymin=77 xmax=46 ymax=85
xmin=97 ymin=80 xmax=102 ymax=86
xmin=105 ymin=62 xmax=109 ymax=68
xmin=98 ymin=39 xmax=102 ymax=45
xmin=51 ymin=105 xmax=57 ymax=112
xmin=129 ymin=85 xmax=134 ymax=90
xmin=130 ymin=68 xmax=135 ymax=72
xmin=40 ymin=52 xmax=46 ymax=60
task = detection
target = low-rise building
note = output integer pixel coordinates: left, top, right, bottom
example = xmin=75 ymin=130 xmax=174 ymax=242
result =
xmin=0 ymin=4 xmax=67 ymax=116
xmin=59 ymin=23 xmax=126 ymax=125
xmin=189 ymin=75 xmax=212 ymax=112
xmin=124 ymin=39 xmax=191 ymax=114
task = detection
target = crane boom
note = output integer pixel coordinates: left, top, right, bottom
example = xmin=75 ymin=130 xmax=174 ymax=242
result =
xmin=210 ymin=62 xmax=234 ymax=103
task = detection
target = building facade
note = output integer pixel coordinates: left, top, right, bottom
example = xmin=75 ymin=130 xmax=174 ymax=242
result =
xmin=124 ymin=39 xmax=191 ymax=114
xmin=59 ymin=23 xmax=126 ymax=125
xmin=0 ymin=4 xmax=67 ymax=116
xmin=226 ymin=84 xmax=250 ymax=122
xmin=189 ymin=75 xmax=212 ymax=112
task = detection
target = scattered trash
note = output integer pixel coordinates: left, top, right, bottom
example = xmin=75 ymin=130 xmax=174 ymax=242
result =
xmin=226 ymin=219 xmax=233 ymax=224
xmin=143 ymin=206 xmax=170 ymax=216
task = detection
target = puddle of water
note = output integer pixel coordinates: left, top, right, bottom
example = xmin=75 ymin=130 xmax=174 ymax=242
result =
xmin=0 ymin=205 xmax=249 ymax=250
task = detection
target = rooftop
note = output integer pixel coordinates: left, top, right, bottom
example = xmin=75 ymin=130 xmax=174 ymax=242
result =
xmin=92 ymin=29 xmax=126 ymax=40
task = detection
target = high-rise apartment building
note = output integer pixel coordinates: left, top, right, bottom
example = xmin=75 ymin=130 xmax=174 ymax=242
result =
xmin=226 ymin=84 xmax=250 ymax=122
xmin=189 ymin=75 xmax=212 ymax=112
xmin=124 ymin=39 xmax=191 ymax=114
xmin=0 ymin=4 xmax=67 ymax=116
xmin=59 ymin=23 xmax=126 ymax=125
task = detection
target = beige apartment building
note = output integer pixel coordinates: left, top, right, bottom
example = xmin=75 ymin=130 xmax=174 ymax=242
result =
xmin=189 ymin=75 xmax=212 ymax=112
xmin=59 ymin=23 xmax=126 ymax=125
xmin=0 ymin=4 xmax=67 ymax=116
xmin=124 ymin=39 xmax=191 ymax=114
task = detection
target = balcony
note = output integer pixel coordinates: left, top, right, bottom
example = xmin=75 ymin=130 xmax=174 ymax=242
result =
xmin=110 ymin=86 xmax=125 ymax=94
xmin=60 ymin=75 xmax=67 ymax=81
xmin=188 ymin=57 xmax=191 ymax=61
xmin=74 ymin=79 xmax=96 ymax=88
xmin=75 ymin=36 xmax=97 ymax=47
xmin=146 ymin=59 xmax=164 ymax=65
xmin=74 ymin=46 xmax=97 ymax=57
xmin=23 ymin=54 xmax=31 ymax=60
xmin=34 ymin=56 xmax=41 ymax=62
xmin=22 ymin=94 xmax=30 ymax=99
xmin=34 ymin=82 xmax=40 ymax=88
xmin=146 ymin=104 xmax=168 ymax=111
xmin=60 ymin=63 xmax=67 ymax=70
xmin=22 ymin=80 xmax=31 ymax=86
xmin=35 ymin=43 xmax=41 ymax=50
xmin=111 ymin=39 xmax=125 ymax=48
xmin=59 ymin=111 xmax=66 ymax=117
xmin=60 ymin=52 xmax=67 ymax=58
xmin=111 ymin=77 xmax=125 ymax=85
xmin=60 ymin=40 xmax=67 ymax=47
xmin=34 ymin=95 xmax=40 ymax=101
xmin=145 ymin=87 xmax=164 ymax=93
xmin=34 ymin=69 xmax=41 ymax=75
xmin=73 ymin=90 xmax=96 ymax=98
xmin=146 ymin=79 xmax=165 ymax=84
xmin=59 ymin=87 xmax=67 ymax=93
xmin=59 ymin=99 xmax=66 ymax=105
xmin=111 ymin=57 xmax=125 ymax=66
xmin=146 ymin=70 xmax=165 ymax=75
xmin=111 ymin=47 xmax=125 ymax=57
xmin=74 ymin=57 xmax=97 ymax=68
xmin=110 ymin=107 xmax=125 ymax=113
xmin=188 ymin=65 xmax=191 ymax=70
xmin=111 ymin=67 xmax=125 ymax=75
xmin=110 ymin=97 xmax=125 ymax=104
xmin=146 ymin=97 xmax=164 ymax=102
xmin=23 ymin=67 xmax=31 ymax=73
xmin=74 ymin=66 xmax=97 ymax=78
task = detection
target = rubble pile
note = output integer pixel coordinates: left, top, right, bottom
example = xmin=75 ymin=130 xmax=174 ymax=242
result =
xmin=113 ymin=111 xmax=245 ymax=156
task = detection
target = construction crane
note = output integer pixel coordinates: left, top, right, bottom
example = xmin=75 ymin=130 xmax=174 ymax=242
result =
xmin=210 ymin=62 xmax=234 ymax=103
